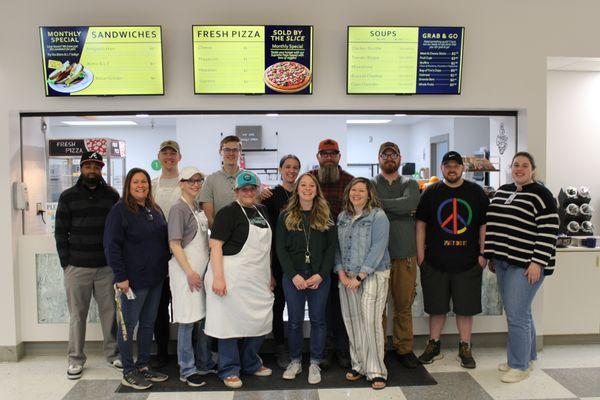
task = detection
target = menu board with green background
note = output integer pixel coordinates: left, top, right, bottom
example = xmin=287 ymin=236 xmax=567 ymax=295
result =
xmin=193 ymin=25 xmax=313 ymax=94
xmin=40 ymin=26 xmax=164 ymax=96
xmin=347 ymin=26 xmax=464 ymax=94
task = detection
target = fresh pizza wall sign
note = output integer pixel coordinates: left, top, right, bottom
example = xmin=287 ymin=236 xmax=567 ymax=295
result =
xmin=193 ymin=25 xmax=313 ymax=94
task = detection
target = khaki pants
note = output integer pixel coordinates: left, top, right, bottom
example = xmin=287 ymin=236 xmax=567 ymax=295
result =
xmin=64 ymin=265 xmax=118 ymax=366
xmin=382 ymin=257 xmax=417 ymax=354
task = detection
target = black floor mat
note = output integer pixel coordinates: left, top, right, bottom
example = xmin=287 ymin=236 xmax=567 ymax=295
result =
xmin=116 ymin=351 xmax=437 ymax=393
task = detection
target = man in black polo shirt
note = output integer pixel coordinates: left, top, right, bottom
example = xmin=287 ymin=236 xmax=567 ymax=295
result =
xmin=55 ymin=151 xmax=121 ymax=379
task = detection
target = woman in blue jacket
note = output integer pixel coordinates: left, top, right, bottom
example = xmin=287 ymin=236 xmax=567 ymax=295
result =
xmin=104 ymin=168 xmax=170 ymax=391
xmin=335 ymin=177 xmax=391 ymax=390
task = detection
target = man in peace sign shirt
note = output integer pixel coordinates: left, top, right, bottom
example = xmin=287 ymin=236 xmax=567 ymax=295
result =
xmin=415 ymin=151 xmax=489 ymax=370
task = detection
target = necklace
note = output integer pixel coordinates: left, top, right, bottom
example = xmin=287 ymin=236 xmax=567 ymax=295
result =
xmin=301 ymin=213 xmax=312 ymax=264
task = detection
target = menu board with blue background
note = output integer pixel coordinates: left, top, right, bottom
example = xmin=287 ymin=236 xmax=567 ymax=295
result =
xmin=40 ymin=26 xmax=164 ymax=96
xmin=347 ymin=26 xmax=464 ymax=94
xmin=193 ymin=25 xmax=313 ymax=94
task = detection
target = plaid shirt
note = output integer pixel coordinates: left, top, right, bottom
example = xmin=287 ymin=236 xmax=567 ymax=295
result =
xmin=310 ymin=167 xmax=354 ymax=220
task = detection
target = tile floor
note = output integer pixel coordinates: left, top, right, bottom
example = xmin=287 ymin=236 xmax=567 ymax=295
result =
xmin=2 ymin=344 xmax=600 ymax=400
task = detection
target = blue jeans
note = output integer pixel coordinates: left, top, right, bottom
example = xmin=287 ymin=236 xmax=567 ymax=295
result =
xmin=495 ymin=260 xmax=545 ymax=371
xmin=177 ymin=318 xmax=217 ymax=378
xmin=218 ymin=336 xmax=265 ymax=379
xmin=117 ymin=281 xmax=163 ymax=375
xmin=283 ymin=271 xmax=330 ymax=364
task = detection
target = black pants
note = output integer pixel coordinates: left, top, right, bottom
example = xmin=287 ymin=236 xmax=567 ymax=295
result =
xmin=272 ymin=264 xmax=285 ymax=346
xmin=326 ymin=273 xmax=349 ymax=351
xmin=154 ymin=277 xmax=171 ymax=356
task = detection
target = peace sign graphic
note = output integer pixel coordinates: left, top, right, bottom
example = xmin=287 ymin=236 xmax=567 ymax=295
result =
xmin=436 ymin=198 xmax=473 ymax=234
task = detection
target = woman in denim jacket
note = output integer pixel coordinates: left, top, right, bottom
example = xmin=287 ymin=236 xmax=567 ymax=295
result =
xmin=335 ymin=177 xmax=391 ymax=390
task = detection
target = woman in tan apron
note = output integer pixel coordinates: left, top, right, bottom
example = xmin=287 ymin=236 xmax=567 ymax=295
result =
xmin=205 ymin=170 xmax=274 ymax=389
xmin=167 ymin=167 xmax=216 ymax=387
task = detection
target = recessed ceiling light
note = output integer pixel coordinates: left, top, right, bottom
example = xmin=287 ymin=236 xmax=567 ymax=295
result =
xmin=394 ymin=114 xmax=407 ymax=117
xmin=346 ymin=119 xmax=391 ymax=124
xmin=136 ymin=114 xmax=150 ymax=118
xmin=265 ymin=113 xmax=279 ymax=117
xmin=61 ymin=121 xmax=138 ymax=126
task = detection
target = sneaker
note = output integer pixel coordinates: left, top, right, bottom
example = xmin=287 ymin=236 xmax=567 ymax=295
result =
xmin=253 ymin=366 xmax=272 ymax=377
xmin=109 ymin=358 xmax=123 ymax=370
xmin=501 ymin=368 xmax=530 ymax=383
xmin=418 ymin=339 xmax=443 ymax=364
xmin=223 ymin=375 xmax=243 ymax=389
xmin=66 ymin=364 xmax=83 ymax=380
xmin=308 ymin=363 xmax=321 ymax=384
xmin=397 ymin=352 xmax=419 ymax=369
xmin=275 ymin=344 xmax=289 ymax=369
xmin=498 ymin=360 xmax=534 ymax=372
xmin=457 ymin=341 xmax=476 ymax=369
xmin=197 ymin=367 xmax=218 ymax=375
xmin=122 ymin=370 xmax=152 ymax=390
xmin=179 ymin=373 xmax=207 ymax=387
xmin=139 ymin=367 xmax=169 ymax=382
xmin=283 ymin=361 xmax=302 ymax=380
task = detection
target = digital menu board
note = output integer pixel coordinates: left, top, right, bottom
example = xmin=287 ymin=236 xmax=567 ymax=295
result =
xmin=40 ymin=26 xmax=164 ymax=96
xmin=193 ymin=25 xmax=313 ymax=94
xmin=347 ymin=26 xmax=464 ymax=94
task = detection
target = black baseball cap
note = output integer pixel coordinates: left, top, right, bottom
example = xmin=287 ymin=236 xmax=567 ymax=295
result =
xmin=441 ymin=151 xmax=463 ymax=165
xmin=80 ymin=151 xmax=105 ymax=167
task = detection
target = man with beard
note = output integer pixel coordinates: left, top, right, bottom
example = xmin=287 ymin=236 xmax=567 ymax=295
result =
xmin=415 ymin=151 xmax=489 ymax=369
xmin=372 ymin=142 xmax=421 ymax=369
xmin=55 ymin=151 xmax=121 ymax=380
xmin=309 ymin=138 xmax=354 ymax=369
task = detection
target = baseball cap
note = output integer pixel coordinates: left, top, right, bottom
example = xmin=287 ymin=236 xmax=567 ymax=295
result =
xmin=441 ymin=151 xmax=464 ymax=165
xmin=179 ymin=166 xmax=203 ymax=181
xmin=379 ymin=142 xmax=400 ymax=155
xmin=235 ymin=170 xmax=259 ymax=189
xmin=159 ymin=140 xmax=180 ymax=153
xmin=318 ymin=138 xmax=340 ymax=153
xmin=80 ymin=151 xmax=105 ymax=167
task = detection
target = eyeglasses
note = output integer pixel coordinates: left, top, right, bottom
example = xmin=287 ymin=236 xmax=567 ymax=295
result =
xmin=183 ymin=178 xmax=204 ymax=185
xmin=379 ymin=152 xmax=399 ymax=160
xmin=144 ymin=207 xmax=154 ymax=222
xmin=222 ymin=147 xmax=240 ymax=154
xmin=319 ymin=151 xmax=339 ymax=158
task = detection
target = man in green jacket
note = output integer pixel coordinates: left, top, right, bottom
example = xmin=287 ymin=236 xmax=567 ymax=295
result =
xmin=372 ymin=142 xmax=421 ymax=368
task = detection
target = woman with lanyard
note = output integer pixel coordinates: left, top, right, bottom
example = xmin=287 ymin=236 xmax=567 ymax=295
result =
xmin=263 ymin=154 xmax=301 ymax=369
xmin=484 ymin=152 xmax=559 ymax=383
xmin=104 ymin=168 xmax=170 ymax=390
xmin=204 ymin=170 xmax=274 ymax=389
xmin=335 ymin=177 xmax=391 ymax=390
xmin=167 ymin=167 xmax=216 ymax=388
xmin=276 ymin=172 xmax=336 ymax=384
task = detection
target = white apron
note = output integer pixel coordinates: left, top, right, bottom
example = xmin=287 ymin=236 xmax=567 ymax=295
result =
xmin=153 ymin=177 xmax=181 ymax=220
xmin=168 ymin=198 xmax=210 ymax=323
xmin=204 ymin=202 xmax=274 ymax=339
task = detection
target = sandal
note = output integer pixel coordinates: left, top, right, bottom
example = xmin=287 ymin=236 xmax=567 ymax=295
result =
xmin=345 ymin=369 xmax=363 ymax=381
xmin=371 ymin=377 xmax=386 ymax=390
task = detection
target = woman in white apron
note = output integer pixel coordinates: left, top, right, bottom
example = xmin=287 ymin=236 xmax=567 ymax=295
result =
xmin=205 ymin=170 xmax=274 ymax=389
xmin=167 ymin=167 xmax=215 ymax=387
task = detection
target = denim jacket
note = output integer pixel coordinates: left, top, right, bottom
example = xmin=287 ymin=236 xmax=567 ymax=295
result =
xmin=334 ymin=207 xmax=391 ymax=275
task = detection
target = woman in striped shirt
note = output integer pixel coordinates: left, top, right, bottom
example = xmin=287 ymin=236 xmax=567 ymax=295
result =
xmin=484 ymin=152 xmax=559 ymax=384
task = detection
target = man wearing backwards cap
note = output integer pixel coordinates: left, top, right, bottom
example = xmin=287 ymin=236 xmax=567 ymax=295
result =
xmin=150 ymin=140 xmax=182 ymax=368
xmin=415 ymin=150 xmax=489 ymax=369
xmin=55 ymin=151 xmax=121 ymax=380
xmin=309 ymin=138 xmax=354 ymax=369
xmin=372 ymin=142 xmax=421 ymax=369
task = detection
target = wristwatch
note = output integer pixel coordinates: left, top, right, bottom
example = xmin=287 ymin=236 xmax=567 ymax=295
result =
xmin=355 ymin=275 xmax=363 ymax=282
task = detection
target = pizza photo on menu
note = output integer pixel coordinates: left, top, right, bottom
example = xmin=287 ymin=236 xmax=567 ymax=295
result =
xmin=263 ymin=61 xmax=312 ymax=93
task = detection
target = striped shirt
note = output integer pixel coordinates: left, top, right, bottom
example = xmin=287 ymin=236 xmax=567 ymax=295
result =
xmin=484 ymin=182 xmax=559 ymax=275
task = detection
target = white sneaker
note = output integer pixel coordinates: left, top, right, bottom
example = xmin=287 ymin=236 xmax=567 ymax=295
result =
xmin=501 ymin=368 xmax=530 ymax=383
xmin=283 ymin=361 xmax=302 ymax=380
xmin=67 ymin=364 xmax=83 ymax=380
xmin=109 ymin=358 xmax=123 ymax=370
xmin=498 ymin=360 xmax=534 ymax=372
xmin=308 ymin=363 xmax=321 ymax=384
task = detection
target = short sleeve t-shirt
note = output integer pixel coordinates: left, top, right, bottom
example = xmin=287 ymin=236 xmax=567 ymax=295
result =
xmin=199 ymin=169 xmax=262 ymax=216
xmin=168 ymin=199 xmax=208 ymax=248
xmin=210 ymin=202 xmax=269 ymax=256
xmin=415 ymin=180 xmax=489 ymax=273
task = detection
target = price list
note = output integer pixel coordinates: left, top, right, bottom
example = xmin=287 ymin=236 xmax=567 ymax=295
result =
xmin=416 ymin=27 xmax=463 ymax=94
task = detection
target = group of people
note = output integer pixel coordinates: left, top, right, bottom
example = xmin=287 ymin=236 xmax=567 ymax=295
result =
xmin=55 ymin=134 xmax=559 ymax=391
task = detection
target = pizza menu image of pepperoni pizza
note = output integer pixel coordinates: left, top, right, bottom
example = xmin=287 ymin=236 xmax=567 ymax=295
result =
xmin=263 ymin=61 xmax=312 ymax=93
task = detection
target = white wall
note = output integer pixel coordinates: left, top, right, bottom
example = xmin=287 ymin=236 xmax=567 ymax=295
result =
xmin=547 ymin=70 xmax=600 ymax=232
xmin=453 ymin=117 xmax=490 ymax=156
xmin=347 ymin=124 xmax=411 ymax=164
xmin=406 ymin=117 xmax=454 ymax=173
xmin=3 ymin=0 xmax=600 ymax=348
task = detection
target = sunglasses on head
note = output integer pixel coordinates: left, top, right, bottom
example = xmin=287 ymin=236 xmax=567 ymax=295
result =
xmin=144 ymin=207 xmax=154 ymax=222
